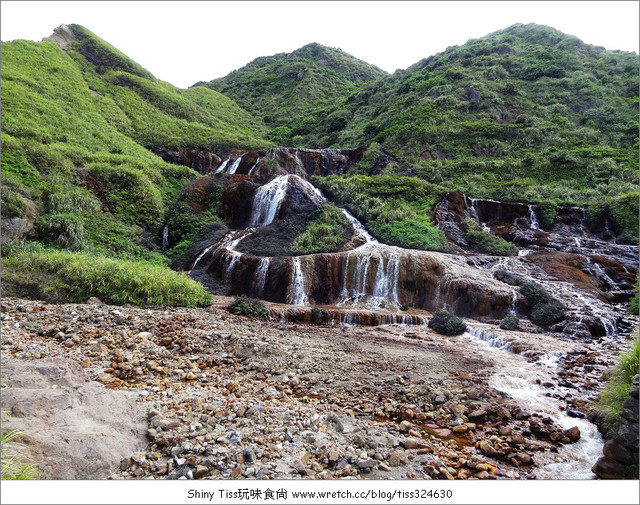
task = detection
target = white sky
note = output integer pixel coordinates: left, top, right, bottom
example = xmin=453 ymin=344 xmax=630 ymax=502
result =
xmin=1 ymin=1 xmax=639 ymax=89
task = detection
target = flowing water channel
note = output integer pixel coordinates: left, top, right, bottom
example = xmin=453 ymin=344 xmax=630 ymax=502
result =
xmin=186 ymin=169 xmax=637 ymax=479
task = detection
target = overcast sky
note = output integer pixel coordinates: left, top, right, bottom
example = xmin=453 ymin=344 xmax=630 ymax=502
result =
xmin=1 ymin=1 xmax=639 ymax=88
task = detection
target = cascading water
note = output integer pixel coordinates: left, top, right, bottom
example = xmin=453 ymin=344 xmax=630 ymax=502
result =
xmin=465 ymin=325 xmax=604 ymax=479
xmin=249 ymin=174 xmax=326 ymax=227
xmin=528 ymin=205 xmax=540 ymax=230
xmin=340 ymin=209 xmax=377 ymax=244
xmin=288 ymin=257 xmax=309 ymax=306
xmin=162 ymin=225 xmax=169 ymax=252
xmin=214 ymin=159 xmax=229 ymax=174
xmin=248 ymin=157 xmax=262 ymax=175
xmin=371 ymin=253 xmax=401 ymax=307
xmin=252 ymin=257 xmax=270 ymax=296
xmin=249 ymin=175 xmax=291 ymax=227
xmin=227 ymin=156 xmax=243 ymax=175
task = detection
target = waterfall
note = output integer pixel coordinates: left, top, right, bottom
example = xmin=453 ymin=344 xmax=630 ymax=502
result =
xmin=248 ymin=157 xmax=262 ymax=175
xmin=249 ymin=174 xmax=326 ymax=227
xmin=249 ymin=175 xmax=291 ymax=226
xmin=340 ymin=209 xmax=377 ymax=244
xmin=214 ymin=159 xmax=229 ymax=174
xmin=371 ymin=253 xmax=401 ymax=307
xmin=162 ymin=225 xmax=169 ymax=252
xmin=188 ymin=244 xmax=215 ymax=274
xmin=288 ymin=257 xmax=309 ymax=306
xmin=528 ymin=205 xmax=540 ymax=230
xmin=465 ymin=327 xmax=513 ymax=352
xmin=252 ymin=257 xmax=270 ymax=296
xmin=227 ymin=156 xmax=243 ymax=175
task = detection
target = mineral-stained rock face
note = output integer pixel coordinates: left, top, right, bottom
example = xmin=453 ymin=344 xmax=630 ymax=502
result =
xmin=152 ymin=146 xmax=223 ymax=175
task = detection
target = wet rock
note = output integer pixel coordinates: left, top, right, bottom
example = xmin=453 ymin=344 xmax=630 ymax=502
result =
xmin=563 ymin=427 xmax=581 ymax=443
xmin=592 ymin=456 xmax=626 ymax=479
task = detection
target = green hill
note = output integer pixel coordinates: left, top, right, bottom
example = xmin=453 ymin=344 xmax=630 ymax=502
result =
xmin=194 ymin=42 xmax=388 ymax=146
xmin=250 ymin=24 xmax=637 ymax=240
xmin=0 ymin=24 xmax=271 ymax=305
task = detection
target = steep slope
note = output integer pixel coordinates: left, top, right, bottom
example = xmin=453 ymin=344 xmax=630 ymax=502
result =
xmin=194 ymin=42 xmax=388 ymax=146
xmin=0 ymin=25 xmax=271 ymax=305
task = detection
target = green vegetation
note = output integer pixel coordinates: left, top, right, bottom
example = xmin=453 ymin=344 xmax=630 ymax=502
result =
xmin=0 ymin=429 xmax=40 ymax=480
xmin=461 ymin=218 xmax=517 ymax=256
xmin=229 ymin=296 xmax=269 ymax=319
xmin=195 ymin=42 xmax=387 ymax=148
xmin=499 ymin=314 xmax=520 ymax=330
xmin=596 ymin=337 xmax=639 ymax=435
xmin=314 ymin=175 xmax=449 ymax=251
xmin=292 ymin=203 xmax=352 ymax=254
xmin=519 ymin=282 xmax=566 ymax=327
xmin=311 ymin=307 xmax=327 ymax=324
xmin=0 ymin=26 xmax=273 ymax=306
xmin=198 ymin=24 xmax=638 ymax=242
xmin=1 ymin=249 xmax=212 ymax=307
xmin=428 ymin=308 xmax=467 ymax=335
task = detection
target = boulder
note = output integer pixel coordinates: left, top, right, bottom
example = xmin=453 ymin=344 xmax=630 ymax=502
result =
xmin=1 ymin=358 xmax=147 ymax=479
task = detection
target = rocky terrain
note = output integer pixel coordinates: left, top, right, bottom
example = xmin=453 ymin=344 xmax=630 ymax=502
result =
xmin=2 ymin=295 xmax=632 ymax=481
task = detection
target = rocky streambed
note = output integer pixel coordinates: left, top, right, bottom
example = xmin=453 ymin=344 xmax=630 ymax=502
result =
xmin=1 ymin=295 xmax=632 ymax=481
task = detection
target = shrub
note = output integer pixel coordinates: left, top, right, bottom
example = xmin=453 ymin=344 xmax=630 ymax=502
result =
xmin=1 ymin=249 xmax=212 ymax=307
xmin=499 ymin=314 xmax=520 ymax=330
xmin=428 ymin=308 xmax=467 ymax=336
xmin=519 ymin=281 xmax=565 ymax=327
xmin=292 ymin=203 xmax=352 ymax=254
xmin=519 ymin=281 xmax=553 ymax=306
xmin=229 ymin=296 xmax=269 ymax=319
xmin=530 ymin=302 xmax=565 ymax=328
xmin=461 ymin=218 xmax=517 ymax=256
xmin=596 ymin=338 xmax=639 ymax=435
xmin=311 ymin=307 xmax=326 ymax=324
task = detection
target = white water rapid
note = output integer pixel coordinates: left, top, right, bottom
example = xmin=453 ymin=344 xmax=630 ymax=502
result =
xmin=465 ymin=325 xmax=604 ymax=479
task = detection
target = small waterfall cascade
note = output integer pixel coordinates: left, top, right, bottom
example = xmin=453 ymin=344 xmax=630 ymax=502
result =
xmin=288 ymin=256 xmax=309 ymax=306
xmin=252 ymin=257 xmax=271 ymax=296
xmin=249 ymin=175 xmax=292 ymax=227
xmin=465 ymin=327 xmax=513 ymax=352
xmin=248 ymin=157 xmax=262 ymax=175
xmin=528 ymin=205 xmax=540 ymax=230
xmin=162 ymin=225 xmax=169 ymax=252
xmin=338 ymin=249 xmax=402 ymax=309
xmin=188 ymin=244 xmax=216 ymax=274
xmin=249 ymin=174 xmax=326 ymax=227
xmin=372 ymin=253 xmax=401 ymax=307
xmin=340 ymin=209 xmax=377 ymax=244
xmin=227 ymin=156 xmax=243 ymax=175
xmin=214 ymin=159 xmax=229 ymax=174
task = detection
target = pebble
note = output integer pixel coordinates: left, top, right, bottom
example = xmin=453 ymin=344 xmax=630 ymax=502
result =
xmin=0 ymin=296 xmax=598 ymax=482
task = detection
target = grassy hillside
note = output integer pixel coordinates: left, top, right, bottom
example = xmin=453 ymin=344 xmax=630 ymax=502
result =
xmin=195 ymin=24 xmax=638 ymax=241
xmin=329 ymin=25 xmax=638 ymax=223
xmin=194 ymin=42 xmax=388 ymax=146
xmin=0 ymin=25 xmax=271 ymax=306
